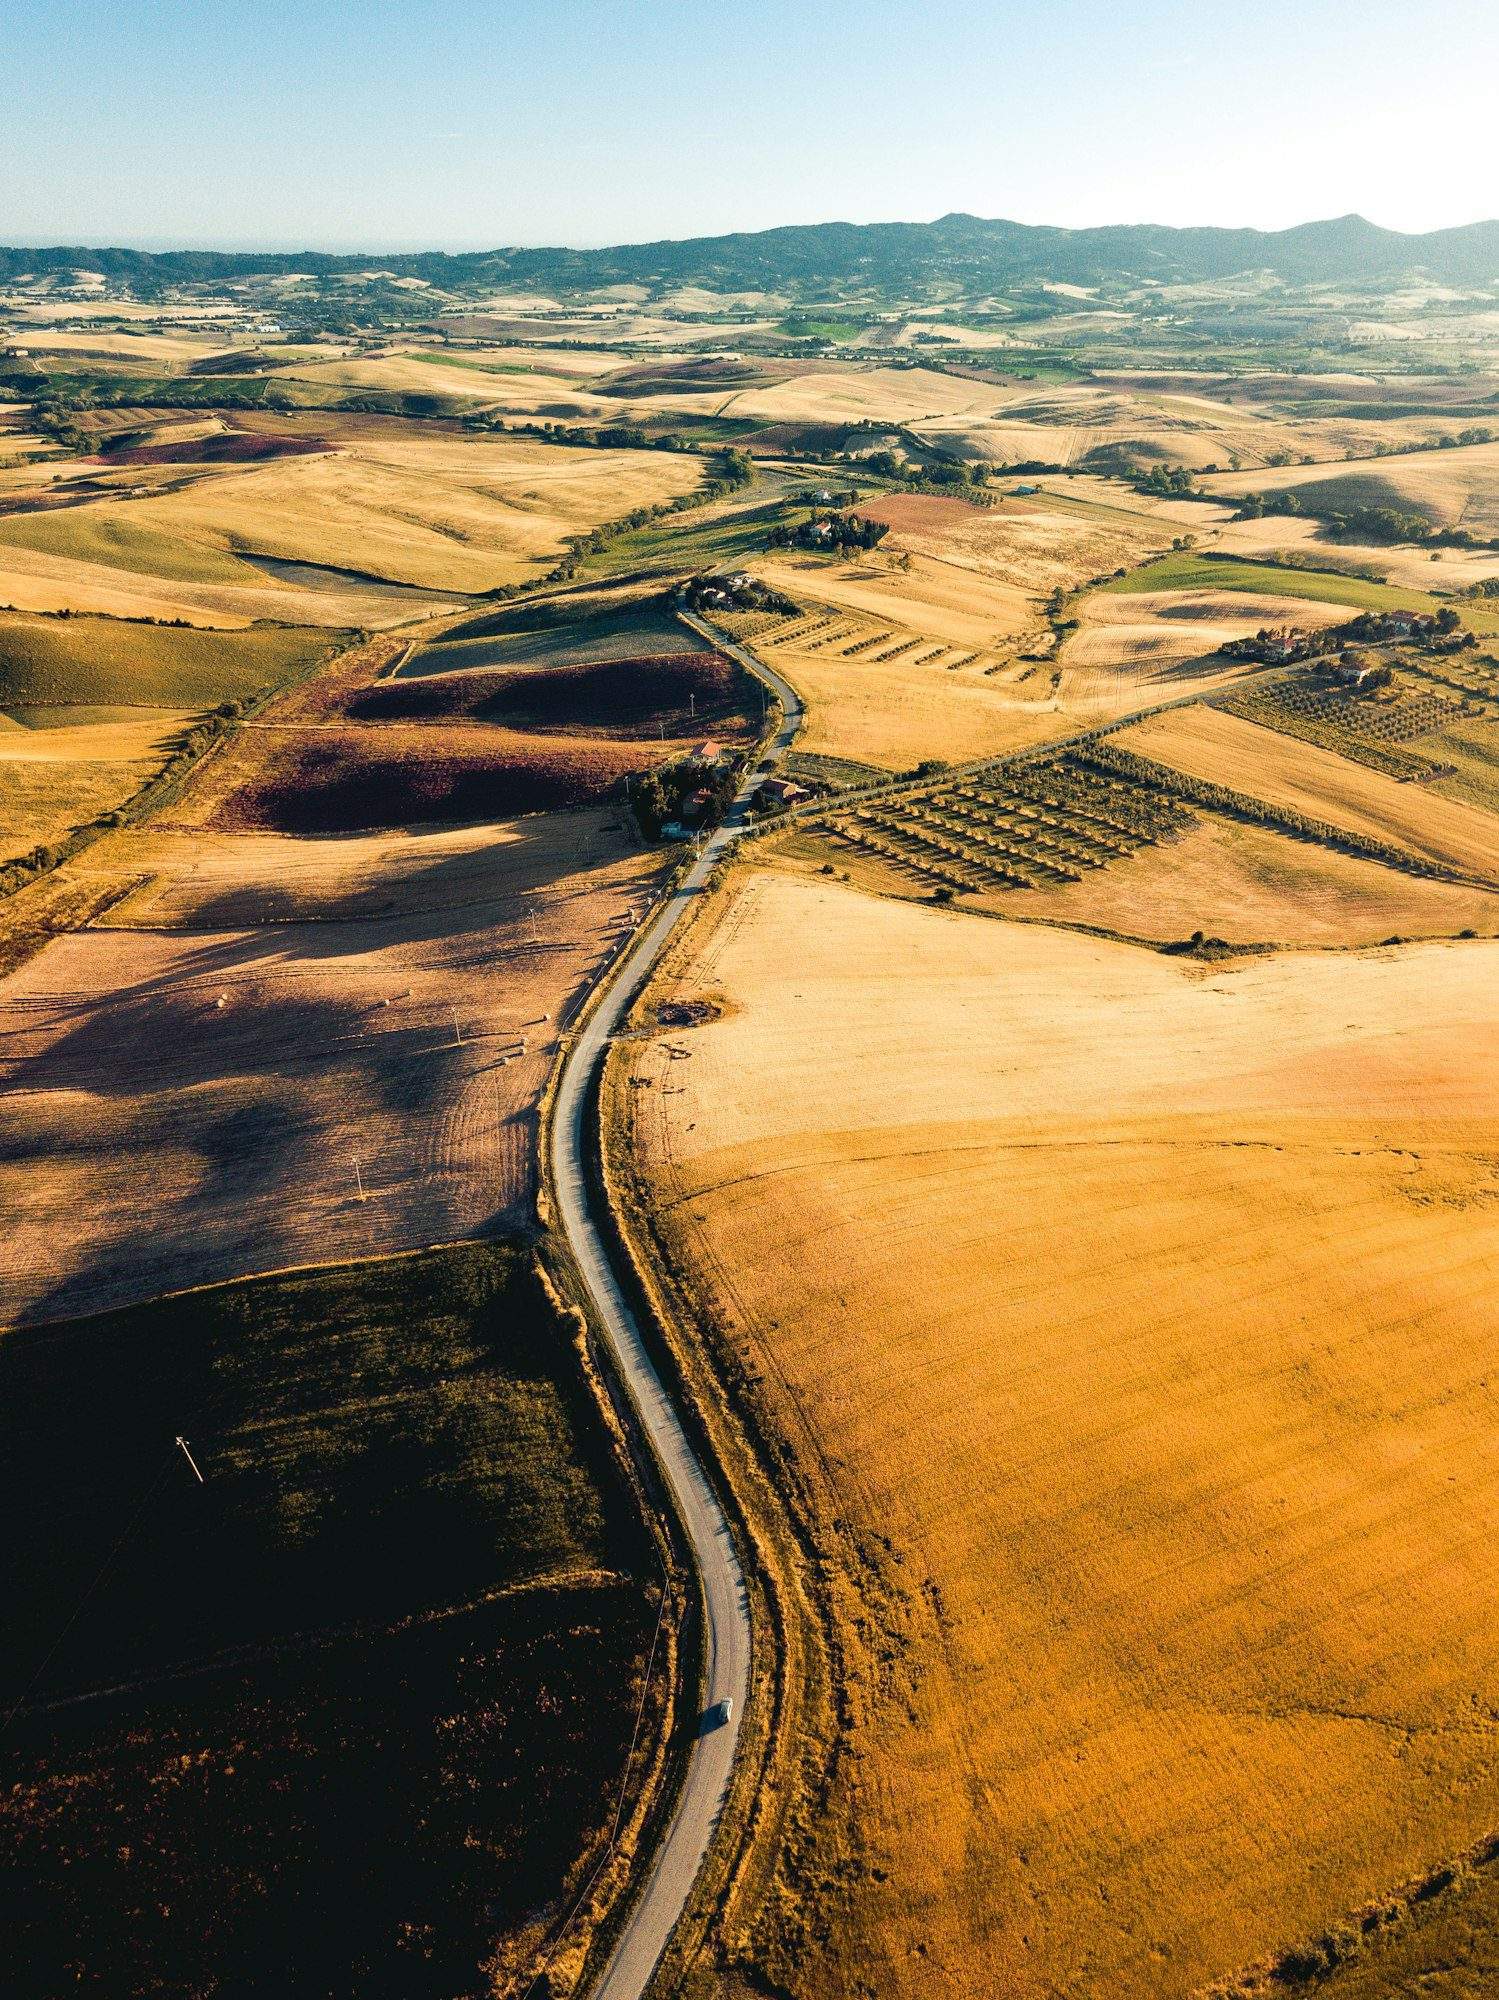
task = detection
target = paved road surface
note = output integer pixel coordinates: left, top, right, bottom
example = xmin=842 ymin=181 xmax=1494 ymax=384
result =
xmin=550 ymin=618 xmax=801 ymax=2000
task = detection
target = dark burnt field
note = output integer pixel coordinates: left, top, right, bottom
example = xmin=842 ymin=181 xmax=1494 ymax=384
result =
xmin=96 ymin=430 xmax=330 ymax=466
xmin=0 ymin=1244 xmax=659 ymax=2000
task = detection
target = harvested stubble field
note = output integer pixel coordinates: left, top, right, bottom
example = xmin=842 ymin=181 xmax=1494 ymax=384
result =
xmin=856 ymin=483 xmax=1188 ymax=600
xmin=1199 ymin=440 xmax=1499 ymax=535
xmin=712 ymin=363 xmax=1009 ymax=429
xmin=743 ymin=487 xmax=1297 ymax=769
xmin=267 ymin=347 xmax=628 ymax=418
xmin=0 ymin=513 xmax=449 ymax=628
xmin=0 ymin=424 xmax=704 ymax=596
xmin=0 ymin=706 xmax=194 ymax=863
xmin=1056 ymin=590 xmax=1347 ymax=720
xmin=922 ymin=383 xmax=1454 ymax=474
xmin=616 ymin=869 xmax=1499 ymax=2000
xmin=0 ymin=1243 xmax=659 ymax=2000
xmin=1213 ymin=512 xmax=1499 ymax=594
xmin=1121 ymin=704 xmax=1499 ymax=884
xmin=0 ymin=805 xmax=664 ymax=1325
xmin=745 ymin=555 xmax=1053 ymax=768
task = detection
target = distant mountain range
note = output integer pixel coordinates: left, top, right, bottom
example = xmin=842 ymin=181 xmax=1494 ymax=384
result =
xmin=4 ymin=213 xmax=1498 ymax=295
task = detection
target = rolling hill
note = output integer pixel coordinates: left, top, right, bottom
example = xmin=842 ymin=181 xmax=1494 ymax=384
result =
xmin=4 ymin=212 xmax=1499 ymax=297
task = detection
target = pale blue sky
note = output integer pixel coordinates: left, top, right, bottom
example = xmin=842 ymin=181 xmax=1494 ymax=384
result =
xmin=7 ymin=0 xmax=1498 ymax=249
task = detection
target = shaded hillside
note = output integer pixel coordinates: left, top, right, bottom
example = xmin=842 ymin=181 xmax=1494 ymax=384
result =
xmin=5 ymin=212 xmax=1499 ymax=296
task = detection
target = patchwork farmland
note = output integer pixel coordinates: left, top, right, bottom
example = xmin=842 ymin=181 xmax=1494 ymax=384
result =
xmin=8 ymin=224 xmax=1499 ymax=2000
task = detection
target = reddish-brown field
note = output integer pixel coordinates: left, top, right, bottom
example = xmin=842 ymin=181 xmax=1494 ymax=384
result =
xmin=346 ymin=651 xmax=755 ymax=739
xmin=857 ymin=491 xmax=989 ymax=533
xmin=156 ymin=622 xmax=756 ymax=836
xmin=94 ymin=432 xmax=330 ymax=467
xmin=211 ymin=722 xmax=654 ymax=832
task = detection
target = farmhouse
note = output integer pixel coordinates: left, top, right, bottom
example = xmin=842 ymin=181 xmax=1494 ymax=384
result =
xmin=754 ymin=776 xmax=810 ymax=811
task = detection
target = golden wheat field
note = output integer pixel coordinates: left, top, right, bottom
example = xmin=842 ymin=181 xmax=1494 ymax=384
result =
xmin=0 ymin=708 xmax=193 ymax=862
xmin=268 ymin=348 xmax=626 ymax=417
xmin=1199 ymin=441 xmax=1499 ymax=534
xmin=0 ymin=534 xmax=460 ymax=628
xmin=1055 ymin=588 xmax=1349 ymax=719
xmin=713 ymin=363 xmax=1009 ymax=428
xmin=740 ymin=515 xmax=1324 ymax=768
xmin=914 ymin=382 xmax=1447 ymax=474
xmin=0 ymin=426 xmax=703 ymax=599
xmin=1121 ymin=705 xmax=1499 ymax=883
xmin=617 ymin=867 xmax=1499 ymax=2000
xmin=1210 ymin=512 xmax=1499 ymax=592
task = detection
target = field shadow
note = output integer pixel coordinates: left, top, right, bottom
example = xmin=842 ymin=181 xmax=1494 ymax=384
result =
xmin=1 ymin=814 xmax=647 ymax=1325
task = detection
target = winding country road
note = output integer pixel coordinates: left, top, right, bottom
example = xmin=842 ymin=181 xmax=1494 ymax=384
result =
xmin=548 ymin=615 xmax=802 ymax=2000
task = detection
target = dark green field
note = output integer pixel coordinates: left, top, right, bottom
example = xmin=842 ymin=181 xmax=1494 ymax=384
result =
xmin=403 ymin=589 xmax=706 ymax=677
xmin=0 ymin=1243 xmax=657 ymax=1999
xmin=1101 ymin=549 xmax=1436 ymax=613
xmin=0 ymin=609 xmax=347 ymax=708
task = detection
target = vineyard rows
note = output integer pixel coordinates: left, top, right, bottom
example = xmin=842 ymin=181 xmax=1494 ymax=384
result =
xmin=1077 ymin=741 xmax=1470 ymax=882
xmin=1220 ymin=679 xmax=1466 ymax=782
xmin=817 ymin=731 xmax=1480 ymax=895
xmin=822 ymin=750 xmax=1196 ymax=892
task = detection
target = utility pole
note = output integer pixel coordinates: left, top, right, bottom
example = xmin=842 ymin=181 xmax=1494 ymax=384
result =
xmin=452 ymin=1005 xmax=463 ymax=1047
xmin=353 ymin=1155 xmax=366 ymax=1202
xmin=175 ymin=1436 xmax=205 ymax=1484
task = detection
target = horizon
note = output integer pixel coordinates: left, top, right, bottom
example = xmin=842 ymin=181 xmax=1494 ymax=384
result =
xmin=4 ymin=208 xmax=1499 ymax=263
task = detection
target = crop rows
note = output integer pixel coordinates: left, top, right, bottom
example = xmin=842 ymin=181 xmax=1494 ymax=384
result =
xmin=818 ymin=720 xmax=1485 ymax=894
xmin=1076 ymin=740 xmax=1472 ymax=883
xmin=838 ymin=629 xmax=899 ymax=657
xmin=763 ymin=613 xmax=840 ymax=647
xmin=1398 ymin=653 xmax=1499 ymax=703
xmin=1221 ymin=681 xmax=1465 ymax=780
xmin=823 ymin=750 xmax=1197 ymax=893
xmin=800 ymin=622 xmax=875 ymax=653
xmin=869 ymin=636 xmax=924 ymax=662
